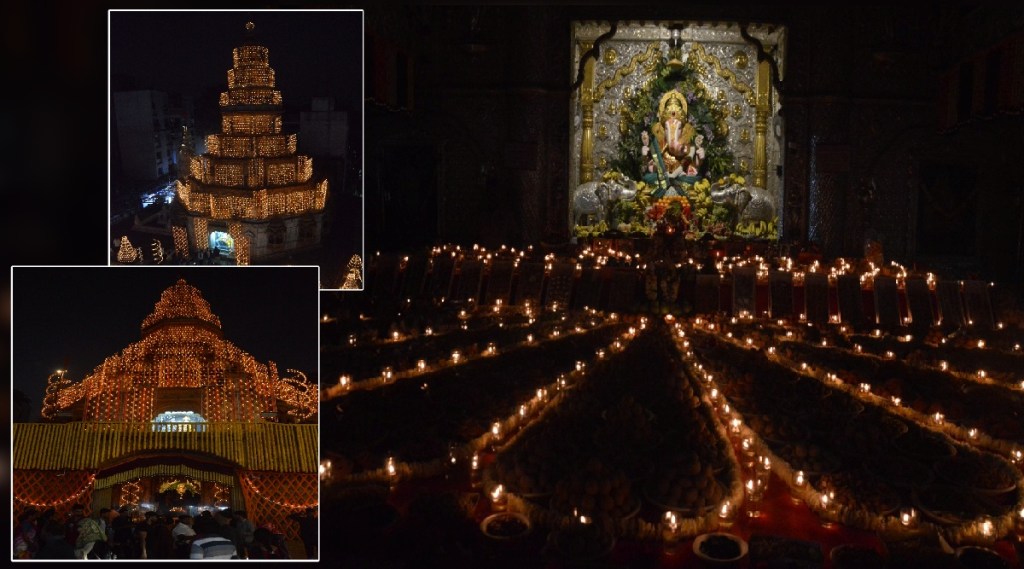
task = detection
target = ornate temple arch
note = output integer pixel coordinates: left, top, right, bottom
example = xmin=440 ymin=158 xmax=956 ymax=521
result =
xmin=570 ymin=21 xmax=786 ymax=240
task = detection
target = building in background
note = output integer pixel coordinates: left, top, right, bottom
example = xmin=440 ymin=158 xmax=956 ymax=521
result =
xmin=111 ymin=90 xmax=175 ymax=181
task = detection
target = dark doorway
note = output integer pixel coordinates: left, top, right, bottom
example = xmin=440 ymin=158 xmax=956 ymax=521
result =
xmin=368 ymin=143 xmax=438 ymax=251
xmin=917 ymin=162 xmax=977 ymax=256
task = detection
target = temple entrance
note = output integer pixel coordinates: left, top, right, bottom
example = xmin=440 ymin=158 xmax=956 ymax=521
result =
xmin=94 ymin=455 xmax=245 ymax=517
xmin=106 ymin=473 xmax=239 ymax=516
xmin=208 ymin=231 xmax=235 ymax=257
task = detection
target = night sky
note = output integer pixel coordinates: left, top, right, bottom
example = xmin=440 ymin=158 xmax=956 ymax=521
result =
xmin=12 ymin=266 xmax=320 ymax=421
xmin=109 ymin=9 xmax=363 ymax=110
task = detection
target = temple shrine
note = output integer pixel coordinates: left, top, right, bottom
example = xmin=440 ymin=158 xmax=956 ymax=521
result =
xmin=12 ymin=279 xmax=318 ymax=541
xmin=175 ymin=22 xmax=329 ymax=263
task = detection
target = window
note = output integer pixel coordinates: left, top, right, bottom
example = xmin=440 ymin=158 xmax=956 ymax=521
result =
xmin=268 ymin=219 xmax=286 ymax=247
xmin=298 ymin=218 xmax=316 ymax=242
xmin=151 ymin=410 xmax=207 ymax=432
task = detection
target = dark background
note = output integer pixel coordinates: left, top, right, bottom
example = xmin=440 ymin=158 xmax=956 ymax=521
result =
xmin=358 ymin=4 xmax=1024 ymax=292
xmin=12 ymin=266 xmax=320 ymax=421
xmin=4 ymin=3 xmax=1024 ymax=400
xmin=4 ymin=4 xmax=1023 ymax=279
xmin=110 ymin=10 xmax=362 ymax=110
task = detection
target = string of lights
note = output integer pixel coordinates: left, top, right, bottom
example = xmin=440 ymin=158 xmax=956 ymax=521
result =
xmin=119 ymin=478 xmax=142 ymax=509
xmin=44 ymin=279 xmax=313 ymax=424
xmin=14 ymin=473 xmax=97 ymax=509
xmin=240 ymin=473 xmax=317 ymax=510
xmin=177 ymin=26 xmax=327 ymax=235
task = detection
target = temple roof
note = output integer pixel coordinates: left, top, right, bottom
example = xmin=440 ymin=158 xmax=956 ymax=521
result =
xmin=140 ymin=278 xmax=222 ymax=335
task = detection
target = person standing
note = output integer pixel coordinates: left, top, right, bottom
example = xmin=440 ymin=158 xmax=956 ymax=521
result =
xmin=13 ymin=508 xmax=39 ymax=559
xmin=189 ymin=518 xmax=237 ymax=559
xmin=34 ymin=521 xmax=75 ymax=559
xmin=143 ymin=512 xmax=174 ymax=559
xmin=214 ymin=509 xmax=244 ymax=557
xmin=247 ymin=527 xmax=285 ymax=559
xmin=288 ymin=507 xmax=318 ymax=559
xmin=233 ymin=510 xmax=255 ymax=559
xmin=172 ymin=515 xmax=196 ymax=558
xmin=172 ymin=514 xmax=196 ymax=540
xmin=110 ymin=507 xmax=135 ymax=559
xmin=74 ymin=508 xmax=106 ymax=559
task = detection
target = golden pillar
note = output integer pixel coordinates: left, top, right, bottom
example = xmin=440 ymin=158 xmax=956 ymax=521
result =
xmin=753 ymin=59 xmax=771 ymax=189
xmin=579 ymin=41 xmax=596 ymax=184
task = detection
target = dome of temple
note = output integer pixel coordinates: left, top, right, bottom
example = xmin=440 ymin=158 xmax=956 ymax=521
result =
xmin=141 ymin=278 xmax=223 ymax=335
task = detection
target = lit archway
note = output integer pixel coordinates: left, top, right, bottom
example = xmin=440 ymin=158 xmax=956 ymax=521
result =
xmin=208 ymin=231 xmax=235 ymax=256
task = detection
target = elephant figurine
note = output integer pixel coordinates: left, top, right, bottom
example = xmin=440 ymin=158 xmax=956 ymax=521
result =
xmin=573 ymin=180 xmax=609 ymax=226
xmin=709 ymin=182 xmax=776 ymax=225
xmin=709 ymin=181 xmax=752 ymax=213
xmin=738 ymin=186 xmax=776 ymax=224
xmin=572 ymin=179 xmax=639 ymax=226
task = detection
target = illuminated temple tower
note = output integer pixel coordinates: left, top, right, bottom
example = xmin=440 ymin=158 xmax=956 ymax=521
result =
xmin=13 ymin=279 xmax=317 ymax=540
xmin=176 ymin=22 xmax=328 ymax=263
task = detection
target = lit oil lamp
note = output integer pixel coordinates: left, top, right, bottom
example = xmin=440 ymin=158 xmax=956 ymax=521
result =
xmin=490 ymin=484 xmax=506 ymax=512
xmin=979 ymin=517 xmax=994 ymax=539
xmin=662 ymin=511 xmax=682 ymax=552
xmin=718 ymin=500 xmax=735 ymax=527
xmin=899 ymin=506 xmax=917 ymax=527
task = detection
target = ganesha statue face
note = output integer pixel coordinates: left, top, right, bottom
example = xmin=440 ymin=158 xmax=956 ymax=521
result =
xmin=643 ymin=89 xmax=702 ymax=196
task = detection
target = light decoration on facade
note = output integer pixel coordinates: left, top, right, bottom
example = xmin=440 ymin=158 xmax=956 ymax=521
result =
xmin=172 ymin=226 xmax=190 ymax=259
xmin=151 ymin=239 xmax=165 ymax=264
xmin=340 ymin=255 xmax=363 ymax=289
xmin=42 ymin=370 xmax=71 ymax=420
xmin=13 ymin=473 xmax=97 ymax=509
xmin=279 ymin=370 xmax=318 ymax=421
xmin=177 ymin=22 xmax=328 ymax=223
xmin=120 ymin=479 xmax=142 ymax=509
xmin=117 ymin=236 xmax=139 ymax=263
xmin=192 ymin=218 xmax=210 ymax=251
xmin=45 ymin=279 xmax=313 ymax=424
xmin=240 ymin=473 xmax=318 ymax=510
xmin=212 ymin=482 xmax=231 ymax=508
xmin=235 ymin=235 xmax=251 ymax=266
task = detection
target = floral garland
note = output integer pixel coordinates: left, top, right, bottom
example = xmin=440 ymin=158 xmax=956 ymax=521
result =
xmin=575 ymin=53 xmax=778 ymax=241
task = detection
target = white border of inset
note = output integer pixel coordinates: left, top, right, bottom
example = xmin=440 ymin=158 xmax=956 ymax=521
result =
xmin=107 ymin=8 xmax=366 ymax=292
xmin=10 ymin=263 xmax=322 ymax=562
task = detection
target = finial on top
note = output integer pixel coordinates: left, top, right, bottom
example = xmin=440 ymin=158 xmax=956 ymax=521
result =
xmin=245 ymin=21 xmax=255 ymax=32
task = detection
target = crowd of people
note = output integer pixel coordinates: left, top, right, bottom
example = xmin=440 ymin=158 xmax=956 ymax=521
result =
xmin=14 ymin=504 xmax=312 ymax=560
